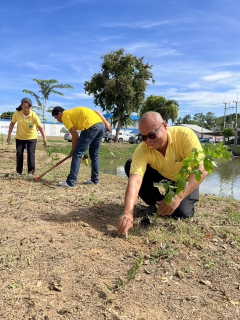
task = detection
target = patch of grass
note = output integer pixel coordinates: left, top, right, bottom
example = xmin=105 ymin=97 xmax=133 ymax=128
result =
xmin=99 ymin=143 xmax=138 ymax=158
xmin=36 ymin=140 xmax=138 ymax=159
xmin=39 ymin=144 xmax=72 ymax=156
xmin=145 ymin=219 xmax=205 ymax=248
xmin=228 ymin=145 xmax=240 ymax=153
xmin=150 ymin=245 xmax=178 ymax=261
xmin=217 ymin=226 xmax=240 ymax=243
xmin=182 ymin=267 xmax=194 ymax=274
xmin=45 ymin=139 xmax=68 ymax=143
xmin=219 ymin=208 xmax=240 ymax=225
xmin=202 ymin=259 xmax=214 ymax=269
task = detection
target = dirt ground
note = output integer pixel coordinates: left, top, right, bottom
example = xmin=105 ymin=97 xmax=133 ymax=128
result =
xmin=0 ymin=146 xmax=239 ymax=320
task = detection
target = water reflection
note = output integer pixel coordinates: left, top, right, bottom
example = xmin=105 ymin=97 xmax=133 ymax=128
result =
xmin=100 ymin=157 xmax=240 ymax=201
xmin=100 ymin=158 xmax=126 ymax=177
xmin=200 ymin=157 xmax=240 ymax=200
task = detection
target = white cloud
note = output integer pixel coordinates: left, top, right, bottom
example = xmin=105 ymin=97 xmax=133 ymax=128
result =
xmin=104 ymin=20 xmax=172 ymax=29
xmin=17 ymin=62 xmax=60 ymax=72
xmin=64 ymin=92 xmax=93 ymax=100
xmin=201 ymin=72 xmax=233 ymax=82
xmin=125 ymin=42 xmax=181 ymax=58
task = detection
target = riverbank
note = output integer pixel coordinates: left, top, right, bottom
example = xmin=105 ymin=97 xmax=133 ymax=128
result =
xmin=0 ymin=144 xmax=239 ymax=319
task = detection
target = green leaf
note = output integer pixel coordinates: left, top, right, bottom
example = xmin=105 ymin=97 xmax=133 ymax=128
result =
xmin=176 ymin=179 xmax=186 ymax=194
xmin=195 ymin=172 xmax=202 ymax=182
xmin=9 ymin=283 xmax=19 ymax=289
xmin=164 ymin=191 xmax=175 ymax=205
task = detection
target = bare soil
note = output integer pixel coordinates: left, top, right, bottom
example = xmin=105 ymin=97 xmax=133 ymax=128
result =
xmin=0 ymin=145 xmax=239 ymax=320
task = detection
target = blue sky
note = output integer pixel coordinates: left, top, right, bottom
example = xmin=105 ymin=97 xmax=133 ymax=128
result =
xmin=1 ymin=0 xmax=240 ymax=122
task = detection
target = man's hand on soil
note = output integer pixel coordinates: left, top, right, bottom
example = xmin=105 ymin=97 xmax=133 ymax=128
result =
xmin=117 ymin=213 xmax=133 ymax=235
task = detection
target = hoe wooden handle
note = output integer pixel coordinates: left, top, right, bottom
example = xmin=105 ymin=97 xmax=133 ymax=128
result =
xmin=37 ymin=155 xmax=70 ymax=179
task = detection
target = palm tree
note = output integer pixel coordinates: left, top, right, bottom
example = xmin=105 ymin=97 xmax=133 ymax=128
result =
xmin=23 ymin=79 xmax=74 ymax=125
xmin=140 ymin=95 xmax=179 ymax=123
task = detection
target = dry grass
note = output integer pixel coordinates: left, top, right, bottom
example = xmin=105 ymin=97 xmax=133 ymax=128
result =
xmin=0 ymin=144 xmax=239 ymax=320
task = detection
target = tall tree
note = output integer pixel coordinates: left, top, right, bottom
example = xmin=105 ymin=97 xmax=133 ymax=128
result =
xmin=221 ymin=127 xmax=235 ymax=143
xmin=139 ymin=95 xmax=179 ymax=123
xmin=193 ymin=112 xmax=217 ymax=130
xmin=84 ymin=48 xmax=154 ymax=142
xmin=174 ymin=114 xmax=193 ymax=125
xmin=23 ymin=79 xmax=74 ymax=125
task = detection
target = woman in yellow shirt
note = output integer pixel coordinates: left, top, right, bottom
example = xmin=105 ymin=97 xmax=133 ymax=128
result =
xmin=7 ymin=98 xmax=48 ymax=176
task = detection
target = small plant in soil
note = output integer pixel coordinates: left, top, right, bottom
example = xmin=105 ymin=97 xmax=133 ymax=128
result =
xmin=104 ymin=255 xmax=143 ymax=293
xmin=43 ymin=142 xmax=60 ymax=165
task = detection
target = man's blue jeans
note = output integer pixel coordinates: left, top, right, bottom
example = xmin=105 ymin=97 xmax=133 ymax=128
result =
xmin=66 ymin=122 xmax=105 ymax=186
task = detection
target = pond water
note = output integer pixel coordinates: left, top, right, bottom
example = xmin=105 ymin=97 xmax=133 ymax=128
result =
xmin=100 ymin=157 xmax=240 ymax=201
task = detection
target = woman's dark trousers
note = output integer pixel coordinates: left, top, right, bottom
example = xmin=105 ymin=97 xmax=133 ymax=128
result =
xmin=124 ymin=159 xmax=199 ymax=218
xmin=16 ymin=139 xmax=37 ymax=174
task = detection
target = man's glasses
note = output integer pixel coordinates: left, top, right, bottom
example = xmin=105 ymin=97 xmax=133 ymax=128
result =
xmin=140 ymin=122 xmax=164 ymax=141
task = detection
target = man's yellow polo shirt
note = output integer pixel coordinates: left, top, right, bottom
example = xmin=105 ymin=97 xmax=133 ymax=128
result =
xmin=130 ymin=126 xmax=203 ymax=181
xmin=12 ymin=110 xmax=41 ymax=140
xmin=61 ymin=107 xmax=103 ymax=131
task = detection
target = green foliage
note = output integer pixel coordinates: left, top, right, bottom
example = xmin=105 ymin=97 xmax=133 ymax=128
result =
xmin=0 ymin=133 xmax=14 ymax=146
xmin=175 ymin=112 xmax=217 ymax=129
xmin=104 ymin=255 xmax=143 ymax=293
xmin=0 ymin=111 xmax=14 ymax=119
xmin=221 ymin=127 xmax=235 ymax=141
xmin=140 ymin=95 xmax=179 ymax=123
xmin=151 ymin=246 xmax=178 ymax=260
xmin=43 ymin=142 xmax=60 ymax=165
xmin=203 ymin=259 xmax=214 ymax=269
xmin=174 ymin=114 xmax=193 ymax=125
xmin=217 ymin=112 xmax=240 ymax=129
xmin=193 ymin=112 xmax=217 ymax=130
xmin=0 ymin=133 xmax=4 ymax=146
xmin=84 ymin=48 xmax=154 ymax=142
xmin=154 ymin=143 xmax=231 ymax=205
xmin=23 ymin=79 xmax=74 ymax=124
xmin=175 ymin=111 xmax=240 ymax=131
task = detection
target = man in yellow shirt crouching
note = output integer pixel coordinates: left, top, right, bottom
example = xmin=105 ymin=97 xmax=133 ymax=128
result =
xmin=117 ymin=111 xmax=208 ymax=236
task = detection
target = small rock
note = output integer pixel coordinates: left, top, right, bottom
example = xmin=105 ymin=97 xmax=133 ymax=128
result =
xmin=199 ymin=279 xmax=212 ymax=287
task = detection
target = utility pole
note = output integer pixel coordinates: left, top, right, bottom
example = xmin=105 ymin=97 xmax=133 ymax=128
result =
xmin=233 ymin=96 xmax=239 ymax=145
xmin=223 ymin=102 xmax=230 ymax=128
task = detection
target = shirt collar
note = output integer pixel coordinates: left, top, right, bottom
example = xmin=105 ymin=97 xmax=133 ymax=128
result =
xmin=22 ymin=110 xmax=33 ymax=118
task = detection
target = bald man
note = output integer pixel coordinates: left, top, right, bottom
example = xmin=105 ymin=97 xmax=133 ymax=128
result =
xmin=118 ymin=111 xmax=208 ymax=236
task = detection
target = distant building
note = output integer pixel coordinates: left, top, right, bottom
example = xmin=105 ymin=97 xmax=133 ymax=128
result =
xmin=0 ymin=113 xmax=141 ymax=137
xmin=180 ymin=124 xmax=213 ymax=138
xmin=0 ymin=119 xmax=66 ymax=137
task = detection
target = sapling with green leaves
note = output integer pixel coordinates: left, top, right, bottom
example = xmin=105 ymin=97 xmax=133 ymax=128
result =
xmin=43 ymin=142 xmax=60 ymax=166
xmin=154 ymin=143 xmax=231 ymax=206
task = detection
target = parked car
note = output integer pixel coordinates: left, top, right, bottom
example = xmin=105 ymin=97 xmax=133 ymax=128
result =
xmin=103 ymin=131 xmax=114 ymax=142
xmin=113 ymin=132 xmax=133 ymax=143
xmin=129 ymin=133 xmax=142 ymax=144
xmin=64 ymin=131 xmax=81 ymax=142
xmin=227 ymin=138 xmax=240 ymax=145
xmin=199 ymin=138 xmax=210 ymax=143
